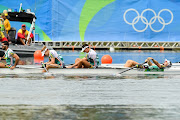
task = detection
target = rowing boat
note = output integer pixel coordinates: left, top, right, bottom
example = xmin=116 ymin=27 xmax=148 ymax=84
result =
xmin=0 ymin=64 xmax=180 ymax=75
xmin=0 ymin=66 xmax=122 ymax=75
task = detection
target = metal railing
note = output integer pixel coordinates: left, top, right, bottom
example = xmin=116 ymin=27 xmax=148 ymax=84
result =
xmin=34 ymin=41 xmax=180 ymax=50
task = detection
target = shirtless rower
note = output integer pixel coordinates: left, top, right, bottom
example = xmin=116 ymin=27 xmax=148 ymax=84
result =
xmin=0 ymin=41 xmax=19 ymax=69
xmin=67 ymin=44 xmax=99 ymax=68
xmin=124 ymin=57 xmax=172 ymax=69
xmin=41 ymin=46 xmax=64 ymax=72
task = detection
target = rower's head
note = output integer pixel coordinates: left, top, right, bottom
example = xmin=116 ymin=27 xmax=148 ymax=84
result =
xmin=41 ymin=46 xmax=49 ymax=56
xmin=1 ymin=13 xmax=5 ymax=19
xmin=1 ymin=41 xmax=9 ymax=50
xmin=81 ymin=44 xmax=90 ymax=53
xmin=21 ymin=24 xmax=26 ymax=31
xmin=163 ymin=59 xmax=172 ymax=67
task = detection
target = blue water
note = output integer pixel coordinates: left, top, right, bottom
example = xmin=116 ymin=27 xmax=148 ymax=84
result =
xmin=56 ymin=50 xmax=180 ymax=65
xmin=1 ymin=50 xmax=180 ymax=120
xmin=21 ymin=50 xmax=180 ymax=65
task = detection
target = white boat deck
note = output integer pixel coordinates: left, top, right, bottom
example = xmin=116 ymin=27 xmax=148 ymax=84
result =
xmin=0 ymin=63 xmax=180 ymax=75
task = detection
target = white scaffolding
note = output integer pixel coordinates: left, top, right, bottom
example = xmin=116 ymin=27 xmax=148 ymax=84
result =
xmin=35 ymin=41 xmax=180 ymax=50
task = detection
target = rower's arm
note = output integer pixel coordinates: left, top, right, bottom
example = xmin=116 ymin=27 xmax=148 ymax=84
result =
xmin=152 ymin=59 xmax=161 ymax=68
xmin=146 ymin=57 xmax=161 ymax=68
xmin=49 ymin=58 xmax=55 ymax=64
xmin=92 ymin=54 xmax=97 ymax=67
xmin=145 ymin=58 xmax=153 ymax=66
xmin=12 ymin=53 xmax=20 ymax=67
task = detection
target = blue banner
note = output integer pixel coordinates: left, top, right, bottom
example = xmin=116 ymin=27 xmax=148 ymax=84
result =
xmin=0 ymin=0 xmax=180 ymax=42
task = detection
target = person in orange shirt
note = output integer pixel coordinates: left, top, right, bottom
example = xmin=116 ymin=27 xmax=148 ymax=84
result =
xmin=17 ymin=24 xmax=33 ymax=45
xmin=0 ymin=26 xmax=8 ymax=42
xmin=1 ymin=13 xmax=11 ymax=36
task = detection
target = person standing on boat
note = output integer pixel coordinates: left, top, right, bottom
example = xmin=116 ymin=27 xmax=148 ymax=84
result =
xmin=1 ymin=13 xmax=11 ymax=38
xmin=0 ymin=41 xmax=19 ymax=69
xmin=124 ymin=57 xmax=172 ymax=69
xmin=67 ymin=44 xmax=99 ymax=68
xmin=41 ymin=46 xmax=65 ymax=72
xmin=17 ymin=24 xmax=33 ymax=45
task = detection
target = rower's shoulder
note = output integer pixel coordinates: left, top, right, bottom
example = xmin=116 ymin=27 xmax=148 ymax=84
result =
xmin=90 ymin=49 xmax=97 ymax=54
xmin=7 ymin=48 xmax=14 ymax=52
xmin=49 ymin=49 xmax=57 ymax=54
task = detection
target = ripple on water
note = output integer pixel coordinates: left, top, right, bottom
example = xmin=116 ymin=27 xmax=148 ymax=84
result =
xmin=0 ymin=105 xmax=180 ymax=120
xmin=0 ymin=73 xmax=180 ymax=119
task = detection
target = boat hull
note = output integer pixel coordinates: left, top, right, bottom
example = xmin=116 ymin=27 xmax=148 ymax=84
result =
xmin=0 ymin=65 xmax=180 ymax=75
xmin=0 ymin=67 xmax=122 ymax=75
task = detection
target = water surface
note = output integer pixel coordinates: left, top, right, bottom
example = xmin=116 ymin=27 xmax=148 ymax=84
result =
xmin=1 ymin=50 xmax=180 ymax=120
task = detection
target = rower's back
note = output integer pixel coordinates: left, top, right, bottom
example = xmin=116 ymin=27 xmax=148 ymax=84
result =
xmin=86 ymin=49 xmax=99 ymax=68
xmin=49 ymin=50 xmax=64 ymax=66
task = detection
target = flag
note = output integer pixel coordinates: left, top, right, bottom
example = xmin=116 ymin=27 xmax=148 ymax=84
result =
xmin=19 ymin=3 xmax=23 ymax=12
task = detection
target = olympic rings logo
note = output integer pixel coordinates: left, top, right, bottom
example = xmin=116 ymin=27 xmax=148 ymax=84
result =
xmin=123 ymin=8 xmax=173 ymax=32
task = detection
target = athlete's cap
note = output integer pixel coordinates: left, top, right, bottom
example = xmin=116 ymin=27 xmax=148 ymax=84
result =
xmin=41 ymin=46 xmax=48 ymax=56
xmin=81 ymin=44 xmax=89 ymax=52
xmin=22 ymin=24 xmax=26 ymax=27
xmin=164 ymin=59 xmax=171 ymax=66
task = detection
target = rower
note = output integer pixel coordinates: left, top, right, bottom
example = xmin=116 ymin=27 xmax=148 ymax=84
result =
xmin=144 ymin=57 xmax=172 ymax=70
xmin=41 ymin=46 xmax=64 ymax=72
xmin=0 ymin=41 xmax=19 ymax=69
xmin=124 ymin=57 xmax=172 ymax=69
xmin=67 ymin=44 xmax=99 ymax=68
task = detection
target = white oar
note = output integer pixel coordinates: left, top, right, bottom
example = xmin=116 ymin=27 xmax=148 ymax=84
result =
xmin=116 ymin=62 xmax=147 ymax=76
xmin=41 ymin=62 xmax=54 ymax=76
xmin=41 ymin=62 xmax=48 ymax=72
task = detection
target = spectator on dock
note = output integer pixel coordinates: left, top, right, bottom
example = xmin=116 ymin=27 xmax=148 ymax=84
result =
xmin=0 ymin=26 xmax=8 ymax=42
xmin=17 ymin=24 xmax=33 ymax=45
xmin=1 ymin=13 xmax=11 ymax=38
